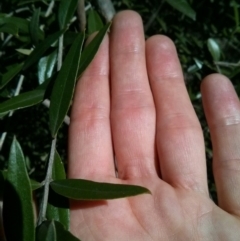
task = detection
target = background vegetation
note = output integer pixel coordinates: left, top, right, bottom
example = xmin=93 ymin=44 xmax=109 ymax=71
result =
xmin=0 ymin=0 xmax=240 ymax=240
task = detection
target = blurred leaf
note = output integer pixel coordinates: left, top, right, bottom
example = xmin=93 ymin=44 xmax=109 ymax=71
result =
xmin=194 ymin=58 xmax=203 ymax=69
xmin=0 ymin=23 xmax=18 ymax=35
xmin=0 ymin=13 xmax=44 ymax=38
xmin=30 ymin=179 xmax=43 ymax=190
xmin=165 ymin=0 xmax=196 ymax=20
xmin=29 ymin=7 xmax=41 ymax=45
xmin=64 ymin=31 xmax=79 ymax=46
xmin=49 ymin=33 xmax=84 ymax=137
xmin=187 ymin=58 xmax=203 ymax=73
xmin=0 ymin=14 xmax=30 ymax=33
xmin=58 ymin=0 xmax=78 ymax=29
xmin=47 ymin=151 xmax=69 ymax=230
xmin=36 ymin=220 xmax=80 ymax=241
xmin=0 ymin=89 xmax=44 ymax=114
xmin=23 ymin=30 xmax=64 ymax=70
xmin=78 ymin=22 xmax=111 ymax=76
xmin=16 ymin=48 xmax=33 ymax=55
xmin=0 ymin=171 xmax=5 ymax=198
xmin=38 ymin=50 xmax=57 ymax=84
xmin=50 ymin=179 xmax=151 ymax=200
xmin=87 ymin=9 xmax=104 ymax=35
xmin=187 ymin=64 xmax=199 ymax=73
xmin=3 ymin=138 xmax=35 ymax=241
xmin=0 ymin=63 xmax=23 ymax=89
xmin=207 ymin=38 xmax=221 ymax=61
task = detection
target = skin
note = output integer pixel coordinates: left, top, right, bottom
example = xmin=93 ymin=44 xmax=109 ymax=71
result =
xmin=68 ymin=10 xmax=240 ymax=241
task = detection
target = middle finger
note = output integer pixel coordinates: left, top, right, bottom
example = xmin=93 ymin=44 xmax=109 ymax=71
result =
xmin=110 ymin=11 xmax=157 ymax=180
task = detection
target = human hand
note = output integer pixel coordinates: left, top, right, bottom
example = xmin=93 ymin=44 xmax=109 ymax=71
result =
xmin=68 ymin=10 xmax=240 ymax=241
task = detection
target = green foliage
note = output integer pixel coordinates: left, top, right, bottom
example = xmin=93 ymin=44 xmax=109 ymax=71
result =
xmin=87 ymin=9 xmax=104 ymax=34
xmin=50 ymin=179 xmax=151 ymax=200
xmin=207 ymin=38 xmax=221 ymax=61
xmin=49 ymin=33 xmax=84 ymax=137
xmin=3 ymin=138 xmax=35 ymax=241
xmin=165 ymin=0 xmax=196 ymax=20
xmin=0 ymin=63 xmax=23 ymax=89
xmin=23 ymin=30 xmax=64 ymax=70
xmin=0 ymin=89 xmax=44 ymax=114
xmin=46 ymin=151 xmax=69 ymax=230
xmin=58 ymin=0 xmax=79 ymax=30
xmin=78 ymin=22 xmax=111 ymax=76
xmin=36 ymin=220 xmax=80 ymax=241
xmin=29 ymin=7 xmax=41 ymax=45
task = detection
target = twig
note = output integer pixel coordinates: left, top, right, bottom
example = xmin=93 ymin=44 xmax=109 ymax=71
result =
xmin=45 ymin=0 xmax=55 ymax=18
xmin=214 ymin=61 xmax=240 ymax=67
xmin=37 ymin=28 xmax=65 ymax=226
xmin=0 ymin=75 xmax=24 ymax=151
xmin=85 ymin=2 xmax=91 ymax=11
xmin=77 ymin=0 xmax=86 ymax=32
xmin=96 ymin=0 xmax=116 ymax=22
xmin=214 ymin=63 xmax=222 ymax=74
xmin=57 ymin=35 xmax=64 ymax=71
xmin=37 ymin=138 xmax=56 ymax=225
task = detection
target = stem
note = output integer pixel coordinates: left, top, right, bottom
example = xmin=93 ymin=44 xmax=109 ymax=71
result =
xmin=45 ymin=0 xmax=55 ymax=18
xmin=37 ymin=138 xmax=56 ymax=225
xmin=57 ymin=35 xmax=64 ymax=71
xmin=37 ymin=28 xmax=64 ymax=225
xmin=214 ymin=61 xmax=240 ymax=67
xmin=77 ymin=0 xmax=86 ymax=32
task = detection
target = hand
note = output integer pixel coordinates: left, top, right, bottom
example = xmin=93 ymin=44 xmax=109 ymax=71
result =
xmin=68 ymin=10 xmax=240 ymax=240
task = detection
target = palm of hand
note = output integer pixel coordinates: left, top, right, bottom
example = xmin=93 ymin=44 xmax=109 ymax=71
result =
xmin=71 ymin=179 xmax=240 ymax=240
xmin=68 ymin=11 xmax=240 ymax=241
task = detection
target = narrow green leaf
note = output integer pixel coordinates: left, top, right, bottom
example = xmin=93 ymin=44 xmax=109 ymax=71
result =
xmin=58 ymin=0 xmax=78 ymax=29
xmin=23 ymin=30 xmax=64 ymax=70
xmin=36 ymin=220 xmax=80 ymax=241
xmin=0 ymin=89 xmax=44 ymax=114
xmin=29 ymin=7 xmax=41 ymax=45
xmin=0 ymin=14 xmax=44 ymax=38
xmin=207 ymin=38 xmax=221 ymax=61
xmin=30 ymin=179 xmax=43 ymax=191
xmin=50 ymin=179 xmax=151 ymax=200
xmin=3 ymin=138 xmax=35 ymax=241
xmin=16 ymin=48 xmax=33 ymax=55
xmin=64 ymin=32 xmax=79 ymax=46
xmin=87 ymin=9 xmax=104 ymax=35
xmin=0 ymin=23 xmax=18 ymax=35
xmin=38 ymin=50 xmax=57 ymax=84
xmin=0 ymin=14 xmax=30 ymax=33
xmin=47 ymin=151 xmax=69 ymax=230
xmin=36 ymin=220 xmax=56 ymax=241
xmin=49 ymin=33 xmax=84 ymax=137
xmin=52 ymin=152 xmax=66 ymax=179
xmin=194 ymin=58 xmax=203 ymax=69
xmin=0 ymin=63 xmax=23 ymax=89
xmin=165 ymin=0 xmax=196 ymax=20
xmin=78 ymin=22 xmax=111 ymax=76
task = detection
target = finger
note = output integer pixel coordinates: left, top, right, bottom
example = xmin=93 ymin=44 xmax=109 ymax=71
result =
xmin=146 ymin=35 xmax=208 ymax=194
xmin=68 ymin=35 xmax=115 ymax=179
xmin=110 ymin=11 xmax=157 ymax=179
xmin=201 ymin=74 xmax=240 ymax=215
